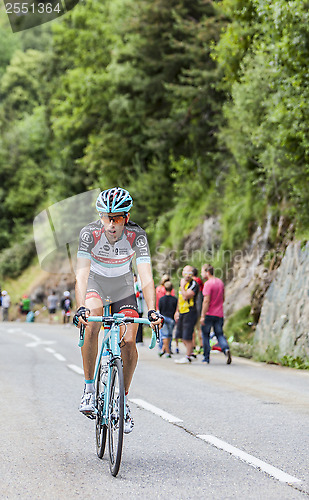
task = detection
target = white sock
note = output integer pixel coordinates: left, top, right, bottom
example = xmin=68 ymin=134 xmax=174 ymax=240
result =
xmin=85 ymin=380 xmax=95 ymax=393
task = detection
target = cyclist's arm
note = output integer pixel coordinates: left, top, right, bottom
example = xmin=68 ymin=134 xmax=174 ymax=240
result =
xmin=137 ymin=262 xmax=156 ymax=312
xmin=137 ymin=262 xmax=163 ymax=328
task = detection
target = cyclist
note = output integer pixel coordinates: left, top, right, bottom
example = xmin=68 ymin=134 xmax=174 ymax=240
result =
xmin=73 ymin=187 xmax=162 ymax=433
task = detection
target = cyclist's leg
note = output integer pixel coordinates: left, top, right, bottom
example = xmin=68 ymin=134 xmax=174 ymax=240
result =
xmin=120 ymin=322 xmax=138 ymax=394
xmin=81 ymin=295 xmax=103 ymax=380
xmin=112 ymin=292 xmax=139 ymax=394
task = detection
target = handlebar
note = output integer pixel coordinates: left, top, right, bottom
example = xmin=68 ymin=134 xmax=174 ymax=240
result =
xmin=78 ymin=314 xmax=160 ymax=349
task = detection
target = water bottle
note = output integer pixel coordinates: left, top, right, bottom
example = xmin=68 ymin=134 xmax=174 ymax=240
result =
xmin=101 ymin=351 xmax=109 ymax=386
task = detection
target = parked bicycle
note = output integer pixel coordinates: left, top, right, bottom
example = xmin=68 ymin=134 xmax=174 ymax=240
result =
xmin=78 ymin=304 xmax=159 ymax=476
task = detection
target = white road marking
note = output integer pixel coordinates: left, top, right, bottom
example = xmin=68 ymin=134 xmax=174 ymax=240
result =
xmin=67 ymin=364 xmax=84 ymax=375
xmin=197 ymin=435 xmax=302 ymax=484
xmin=26 ymin=340 xmax=56 ymax=348
xmin=45 ymin=347 xmax=56 ymax=353
xmin=130 ymin=398 xmax=183 ymax=423
xmin=6 ymin=328 xmax=56 ymax=348
xmin=54 ymin=353 xmax=66 ymax=362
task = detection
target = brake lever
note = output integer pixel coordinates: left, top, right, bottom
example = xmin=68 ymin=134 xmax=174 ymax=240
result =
xmin=78 ymin=324 xmax=85 ymax=347
xmin=154 ymin=324 xmax=160 ymax=342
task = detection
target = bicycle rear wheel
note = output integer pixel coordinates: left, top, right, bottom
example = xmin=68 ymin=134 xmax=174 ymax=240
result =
xmin=96 ymin=362 xmax=107 ymax=459
xmin=108 ymin=357 xmax=124 ymax=476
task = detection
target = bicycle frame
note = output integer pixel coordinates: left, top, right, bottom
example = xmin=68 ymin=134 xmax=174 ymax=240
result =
xmin=78 ymin=305 xmax=158 ymax=425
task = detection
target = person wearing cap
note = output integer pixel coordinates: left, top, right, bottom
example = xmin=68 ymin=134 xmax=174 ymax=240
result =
xmin=1 ymin=290 xmax=11 ymax=321
xmin=174 ymin=265 xmax=200 ymax=364
xmin=20 ymin=294 xmax=31 ymax=319
xmin=61 ymin=291 xmax=72 ymax=325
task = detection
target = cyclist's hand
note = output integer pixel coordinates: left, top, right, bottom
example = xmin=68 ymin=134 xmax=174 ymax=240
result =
xmin=147 ymin=310 xmax=164 ymax=329
xmin=73 ymin=306 xmax=90 ymax=328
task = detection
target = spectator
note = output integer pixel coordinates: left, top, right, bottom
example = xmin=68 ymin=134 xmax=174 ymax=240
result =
xmin=158 ymin=281 xmax=178 ymax=358
xmin=1 ymin=290 xmax=11 ymax=321
xmin=61 ymin=291 xmax=72 ymax=326
xmin=174 ymin=265 xmax=200 ymax=364
xmin=156 ymin=273 xmax=175 ymax=310
xmin=47 ymin=290 xmax=58 ymax=323
xmin=134 ymin=274 xmax=144 ymax=343
xmin=192 ymin=267 xmax=204 ymax=353
xmin=200 ymin=264 xmax=231 ymax=364
xmin=20 ymin=294 xmax=31 ymax=319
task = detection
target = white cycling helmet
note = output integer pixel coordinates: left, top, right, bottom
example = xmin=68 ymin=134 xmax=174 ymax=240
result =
xmin=96 ymin=187 xmax=133 ymax=214
xmin=64 ymin=291 xmax=70 ymax=297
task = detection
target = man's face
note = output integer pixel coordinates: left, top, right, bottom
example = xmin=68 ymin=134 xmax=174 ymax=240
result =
xmin=100 ymin=212 xmax=128 ymax=243
xmin=182 ymin=265 xmax=193 ymax=282
xmin=201 ymin=267 xmax=207 ymax=280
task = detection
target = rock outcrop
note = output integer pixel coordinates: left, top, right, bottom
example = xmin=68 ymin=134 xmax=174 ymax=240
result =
xmin=254 ymin=241 xmax=309 ymax=361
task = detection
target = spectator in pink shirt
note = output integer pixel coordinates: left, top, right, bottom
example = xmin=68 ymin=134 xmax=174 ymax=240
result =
xmin=200 ymin=264 xmax=231 ymax=365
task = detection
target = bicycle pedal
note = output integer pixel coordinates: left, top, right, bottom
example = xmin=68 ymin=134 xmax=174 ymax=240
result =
xmin=85 ymin=413 xmax=96 ymax=420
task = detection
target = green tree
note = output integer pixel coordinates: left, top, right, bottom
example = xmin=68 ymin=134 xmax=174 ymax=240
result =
xmin=215 ymin=0 xmax=309 ymax=231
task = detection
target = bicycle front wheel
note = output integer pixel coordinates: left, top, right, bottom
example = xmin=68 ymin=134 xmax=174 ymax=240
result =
xmin=96 ymin=362 xmax=107 ymax=459
xmin=108 ymin=357 xmax=124 ymax=476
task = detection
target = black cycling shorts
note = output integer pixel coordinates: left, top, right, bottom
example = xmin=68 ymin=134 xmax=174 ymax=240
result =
xmin=86 ymin=271 xmax=138 ymax=317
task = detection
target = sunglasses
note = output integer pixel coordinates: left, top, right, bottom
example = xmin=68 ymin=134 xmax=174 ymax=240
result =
xmin=100 ymin=214 xmax=126 ymax=224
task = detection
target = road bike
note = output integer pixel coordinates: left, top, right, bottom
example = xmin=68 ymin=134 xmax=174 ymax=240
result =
xmin=78 ymin=305 xmax=158 ymax=476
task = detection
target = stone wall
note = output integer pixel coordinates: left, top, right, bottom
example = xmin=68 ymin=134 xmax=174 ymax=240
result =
xmin=254 ymin=241 xmax=309 ymax=361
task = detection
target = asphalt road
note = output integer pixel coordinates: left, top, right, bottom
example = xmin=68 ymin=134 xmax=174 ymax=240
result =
xmin=0 ymin=322 xmax=308 ymax=499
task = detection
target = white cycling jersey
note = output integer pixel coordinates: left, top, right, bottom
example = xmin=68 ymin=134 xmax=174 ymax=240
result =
xmin=77 ymin=220 xmax=151 ymax=278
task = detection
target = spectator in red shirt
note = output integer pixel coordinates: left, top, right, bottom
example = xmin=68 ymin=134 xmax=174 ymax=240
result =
xmin=155 ymin=274 xmax=175 ymax=310
xmin=200 ymin=264 xmax=231 ymax=364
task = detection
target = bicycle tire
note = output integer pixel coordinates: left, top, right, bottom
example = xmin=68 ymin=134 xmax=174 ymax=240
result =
xmin=108 ymin=357 xmax=124 ymax=476
xmin=96 ymin=362 xmax=107 ymax=459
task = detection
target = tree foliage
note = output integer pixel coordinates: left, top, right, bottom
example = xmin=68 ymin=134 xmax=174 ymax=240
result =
xmin=1 ymin=0 xmax=309 ymax=278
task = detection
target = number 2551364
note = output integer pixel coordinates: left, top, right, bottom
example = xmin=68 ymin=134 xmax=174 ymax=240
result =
xmin=5 ymin=2 xmax=61 ymax=14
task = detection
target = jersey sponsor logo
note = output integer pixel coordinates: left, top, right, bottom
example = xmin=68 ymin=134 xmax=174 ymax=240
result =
xmin=139 ymin=247 xmax=149 ymax=256
xmin=97 ymin=249 xmax=108 ymax=256
xmin=125 ymin=230 xmax=136 ymax=246
xmin=79 ymin=242 xmax=89 ymax=251
xmin=91 ymin=253 xmax=133 ymax=265
xmin=103 ymin=244 xmax=110 ymax=252
xmin=81 ymin=230 xmax=94 ymax=244
xmin=136 ymin=235 xmax=147 ymax=248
